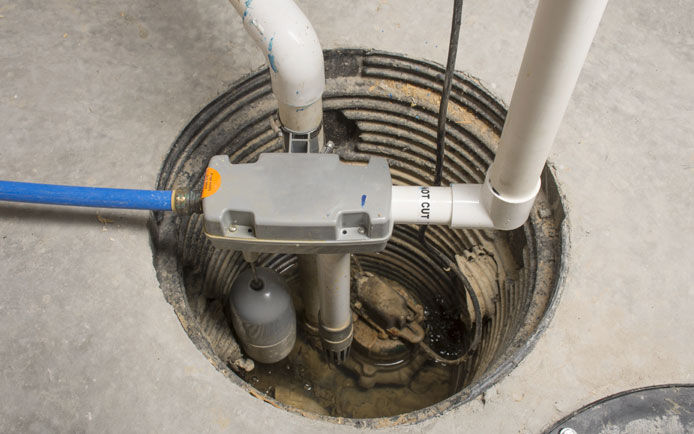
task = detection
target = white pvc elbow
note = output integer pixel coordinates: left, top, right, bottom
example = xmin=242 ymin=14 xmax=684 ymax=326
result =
xmin=229 ymin=0 xmax=325 ymax=111
xmin=479 ymin=175 xmax=540 ymax=230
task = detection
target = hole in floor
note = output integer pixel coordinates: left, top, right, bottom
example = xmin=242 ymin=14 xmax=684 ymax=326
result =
xmin=151 ymin=49 xmax=567 ymax=426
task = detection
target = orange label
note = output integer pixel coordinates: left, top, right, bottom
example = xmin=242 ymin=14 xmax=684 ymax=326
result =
xmin=201 ymin=167 xmax=221 ymax=198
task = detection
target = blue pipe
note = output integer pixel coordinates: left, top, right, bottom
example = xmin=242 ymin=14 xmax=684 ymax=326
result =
xmin=0 ymin=180 xmax=172 ymax=211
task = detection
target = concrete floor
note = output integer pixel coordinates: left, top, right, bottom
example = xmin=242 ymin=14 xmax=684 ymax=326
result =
xmin=1 ymin=0 xmax=692 ymax=432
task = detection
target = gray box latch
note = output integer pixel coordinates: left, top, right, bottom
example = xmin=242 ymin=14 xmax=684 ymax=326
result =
xmin=202 ymin=153 xmax=393 ymax=253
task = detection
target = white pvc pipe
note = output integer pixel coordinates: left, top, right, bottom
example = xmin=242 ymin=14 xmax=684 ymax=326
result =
xmin=228 ymin=0 xmax=325 ymax=131
xmin=297 ymin=255 xmax=320 ymax=328
xmin=391 ymin=186 xmax=452 ymax=225
xmin=482 ymin=0 xmax=607 ymax=229
xmin=316 ymin=253 xmax=351 ymax=330
xmin=278 ymin=99 xmax=323 ymax=132
xmin=391 ymin=185 xmax=494 ymax=229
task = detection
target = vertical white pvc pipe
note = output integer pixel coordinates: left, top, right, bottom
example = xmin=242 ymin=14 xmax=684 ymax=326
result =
xmin=482 ymin=0 xmax=608 ymax=229
xmin=297 ymin=255 xmax=320 ymax=328
xmin=316 ymin=253 xmax=351 ymax=330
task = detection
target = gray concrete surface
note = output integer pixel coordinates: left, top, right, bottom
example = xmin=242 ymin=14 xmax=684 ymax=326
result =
xmin=1 ymin=0 xmax=692 ymax=432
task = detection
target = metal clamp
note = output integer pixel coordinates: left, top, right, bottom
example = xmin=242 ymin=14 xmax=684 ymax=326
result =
xmin=282 ymin=123 xmax=322 ymax=153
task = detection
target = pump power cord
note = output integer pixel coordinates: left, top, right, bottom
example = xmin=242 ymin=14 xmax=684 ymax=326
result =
xmin=418 ymin=0 xmax=484 ymax=363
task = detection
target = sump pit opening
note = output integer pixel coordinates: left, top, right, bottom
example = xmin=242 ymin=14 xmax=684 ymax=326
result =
xmin=151 ymin=49 xmax=567 ymax=425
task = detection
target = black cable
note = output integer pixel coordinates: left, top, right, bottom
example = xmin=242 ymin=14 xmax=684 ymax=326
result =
xmin=433 ymin=0 xmax=463 ymax=187
xmin=418 ymin=235 xmax=483 ymax=359
xmin=419 ymin=0 xmax=484 ymax=362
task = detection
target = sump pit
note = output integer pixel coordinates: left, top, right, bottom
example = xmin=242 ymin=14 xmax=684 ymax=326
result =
xmin=151 ymin=49 xmax=567 ymax=424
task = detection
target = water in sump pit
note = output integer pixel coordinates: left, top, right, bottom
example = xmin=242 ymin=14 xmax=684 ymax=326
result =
xmin=238 ymin=327 xmax=462 ymax=418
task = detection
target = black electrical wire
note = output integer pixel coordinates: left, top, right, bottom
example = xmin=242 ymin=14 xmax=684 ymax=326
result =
xmin=419 ymin=0 xmax=483 ymax=364
xmin=432 ymin=0 xmax=463 ymax=187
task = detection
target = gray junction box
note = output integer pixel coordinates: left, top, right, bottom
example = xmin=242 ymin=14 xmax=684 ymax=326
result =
xmin=202 ymin=153 xmax=393 ymax=254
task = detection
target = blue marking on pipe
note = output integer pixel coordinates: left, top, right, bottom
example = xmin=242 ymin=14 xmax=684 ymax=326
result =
xmin=0 ymin=180 xmax=172 ymax=211
xmin=361 ymin=194 xmax=367 ymax=207
xmin=267 ymin=37 xmax=277 ymax=72
xmin=268 ymin=53 xmax=278 ymax=72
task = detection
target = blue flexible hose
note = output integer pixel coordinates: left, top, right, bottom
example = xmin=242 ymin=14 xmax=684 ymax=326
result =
xmin=0 ymin=180 xmax=173 ymax=211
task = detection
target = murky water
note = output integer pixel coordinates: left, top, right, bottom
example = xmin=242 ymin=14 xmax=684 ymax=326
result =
xmin=239 ymin=327 xmax=458 ymax=418
xmin=232 ymin=273 xmax=471 ymax=418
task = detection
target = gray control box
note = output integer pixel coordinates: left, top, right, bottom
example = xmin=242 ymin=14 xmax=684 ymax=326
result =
xmin=202 ymin=153 xmax=393 ymax=253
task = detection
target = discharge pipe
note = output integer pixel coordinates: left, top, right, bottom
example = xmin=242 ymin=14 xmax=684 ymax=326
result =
xmin=481 ymin=0 xmax=608 ymax=229
xmin=315 ymin=253 xmax=353 ymax=365
xmin=390 ymin=0 xmax=607 ymax=230
xmin=228 ymin=0 xmax=324 ymax=134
